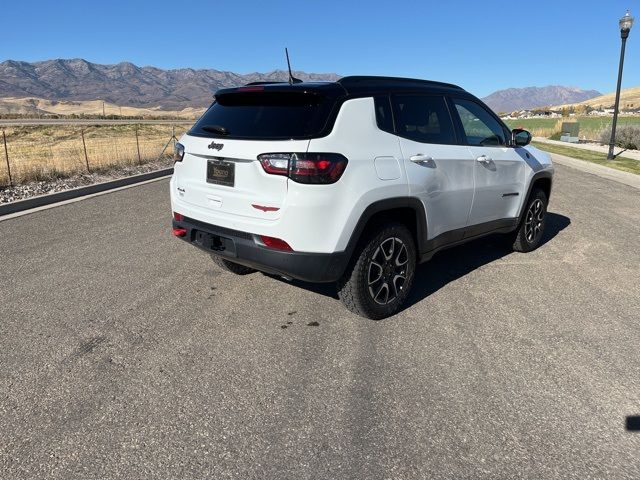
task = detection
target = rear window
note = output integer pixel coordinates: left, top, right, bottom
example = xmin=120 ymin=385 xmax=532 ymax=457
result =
xmin=190 ymin=91 xmax=335 ymax=140
xmin=374 ymin=96 xmax=394 ymax=134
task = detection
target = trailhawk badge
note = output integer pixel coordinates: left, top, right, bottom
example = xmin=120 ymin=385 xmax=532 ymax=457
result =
xmin=208 ymin=141 xmax=224 ymax=151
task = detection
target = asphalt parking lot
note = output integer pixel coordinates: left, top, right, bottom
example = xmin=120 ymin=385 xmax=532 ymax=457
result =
xmin=1 ymin=161 xmax=639 ymax=479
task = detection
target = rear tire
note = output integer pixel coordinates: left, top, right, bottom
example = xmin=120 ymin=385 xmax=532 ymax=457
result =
xmin=511 ymin=188 xmax=548 ymax=253
xmin=338 ymin=223 xmax=416 ymax=320
xmin=211 ymin=255 xmax=256 ymax=275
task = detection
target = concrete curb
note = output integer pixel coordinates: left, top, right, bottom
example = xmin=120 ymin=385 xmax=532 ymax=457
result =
xmin=0 ymin=168 xmax=173 ymax=217
xmin=549 ymin=153 xmax=640 ymax=190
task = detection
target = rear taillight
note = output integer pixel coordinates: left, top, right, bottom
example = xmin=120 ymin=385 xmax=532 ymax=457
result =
xmin=173 ymin=212 xmax=184 ymax=222
xmin=259 ymin=235 xmax=293 ymax=251
xmin=174 ymin=142 xmax=185 ymax=162
xmin=172 ymin=227 xmax=187 ymax=237
xmin=290 ymin=154 xmax=348 ymax=184
xmin=257 ymin=153 xmax=348 ymax=184
xmin=258 ymin=153 xmax=290 ymax=176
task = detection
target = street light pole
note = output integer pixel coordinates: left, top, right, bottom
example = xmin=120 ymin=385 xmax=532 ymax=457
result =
xmin=608 ymin=11 xmax=634 ymax=160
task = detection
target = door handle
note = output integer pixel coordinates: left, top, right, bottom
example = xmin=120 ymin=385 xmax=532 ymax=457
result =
xmin=476 ymin=155 xmax=493 ymax=164
xmin=410 ymin=154 xmax=433 ymax=163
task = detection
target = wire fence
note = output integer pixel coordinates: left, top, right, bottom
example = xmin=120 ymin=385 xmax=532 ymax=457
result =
xmin=0 ymin=124 xmax=189 ymax=186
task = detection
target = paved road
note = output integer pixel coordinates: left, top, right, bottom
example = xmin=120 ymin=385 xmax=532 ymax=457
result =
xmin=1 ymin=163 xmax=639 ymax=479
xmin=0 ymin=119 xmax=194 ymax=126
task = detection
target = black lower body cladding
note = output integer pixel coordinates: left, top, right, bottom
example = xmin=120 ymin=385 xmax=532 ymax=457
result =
xmin=173 ymin=216 xmax=349 ymax=283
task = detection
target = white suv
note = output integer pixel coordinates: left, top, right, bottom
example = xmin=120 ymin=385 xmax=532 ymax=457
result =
xmin=170 ymin=76 xmax=553 ymax=319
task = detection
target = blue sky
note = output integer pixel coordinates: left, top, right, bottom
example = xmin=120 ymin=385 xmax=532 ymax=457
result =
xmin=4 ymin=0 xmax=639 ymax=97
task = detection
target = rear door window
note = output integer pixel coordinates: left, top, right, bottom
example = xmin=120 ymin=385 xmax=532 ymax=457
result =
xmin=391 ymin=95 xmax=456 ymax=144
xmin=190 ymin=91 xmax=335 ymax=140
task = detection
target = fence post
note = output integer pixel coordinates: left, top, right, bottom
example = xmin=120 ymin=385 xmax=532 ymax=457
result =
xmin=156 ymin=128 xmax=177 ymax=162
xmin=172 ymin=125 xmax=176 ymax=150
xmin=2 ymin=129 xmax=12 ymax=186
xmin=135 ymin=125 xmax=142 ymax=164
xmin=80 ymin=129 xmax=91 ymax=173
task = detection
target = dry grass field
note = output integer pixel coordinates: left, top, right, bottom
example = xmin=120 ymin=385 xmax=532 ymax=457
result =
xmin=0 ymin=124 xmax=189 ymax=185
xmin=504 ymin=116 xmax=640 ymax=139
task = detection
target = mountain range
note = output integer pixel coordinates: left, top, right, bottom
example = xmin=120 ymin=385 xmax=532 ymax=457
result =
xmin=0 ymin=59 xmax=340 ymax=110
xmin=0 ymin=59 xmax=603 ymax=113
xmin=481 ymin=86 xmax=602 ymax=113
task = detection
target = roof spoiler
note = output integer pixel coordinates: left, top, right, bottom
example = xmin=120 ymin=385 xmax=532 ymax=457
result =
xmin=337 ymin=76 xmax=463 ymax=91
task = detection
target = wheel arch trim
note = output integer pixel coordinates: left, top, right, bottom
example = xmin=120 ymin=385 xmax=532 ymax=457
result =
xmin=343 ymin=197 xmax=428 ymax=259
xmin=518 ymin=170 xmax=553 ymax=222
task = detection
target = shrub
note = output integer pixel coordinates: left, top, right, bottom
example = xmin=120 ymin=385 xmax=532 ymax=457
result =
xmin=599 ymin=124 xmax=640 ymax=150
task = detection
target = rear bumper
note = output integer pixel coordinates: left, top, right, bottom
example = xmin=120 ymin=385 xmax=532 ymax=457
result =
xmin=172 ymin=216 xmax=349 ymax=283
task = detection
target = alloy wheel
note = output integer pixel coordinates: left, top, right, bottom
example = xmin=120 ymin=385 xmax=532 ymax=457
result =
xmin=367 ymin=237 xmax=409 ymax=305
xmin=524 ymin=199 xmax=545 ymax=243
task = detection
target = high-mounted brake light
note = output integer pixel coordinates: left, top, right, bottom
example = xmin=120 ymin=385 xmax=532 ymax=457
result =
xmin=237 ymin=86 xmax=265 ymax=92
xmin=257 ymin=153 xmax=348 ymax=184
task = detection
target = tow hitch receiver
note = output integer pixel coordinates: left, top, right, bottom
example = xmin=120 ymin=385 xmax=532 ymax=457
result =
xmin=194 ymin=231 xmax=230 ymax=252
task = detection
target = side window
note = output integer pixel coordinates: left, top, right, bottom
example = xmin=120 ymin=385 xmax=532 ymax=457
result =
xmin=452 ymin=98 xmax=506 ymax=146
xmin=374 ymin=96 xmax=394 ymax=134
xmin=391 ymin=95 xmax=456 ymax=144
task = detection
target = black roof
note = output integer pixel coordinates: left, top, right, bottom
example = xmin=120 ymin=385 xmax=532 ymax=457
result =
xmin=337 ymin=76 xmax=463 ymax=94
xmin=218 ymin=75 xmax=466 ymax=98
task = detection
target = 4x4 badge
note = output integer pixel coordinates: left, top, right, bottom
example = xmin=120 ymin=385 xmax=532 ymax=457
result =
xmin=208 ymin=141 xmax=224 ymax=151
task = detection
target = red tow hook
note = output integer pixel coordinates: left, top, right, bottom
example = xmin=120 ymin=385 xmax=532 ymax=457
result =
xmin=172 ymin=227 xmax=187 ymax=237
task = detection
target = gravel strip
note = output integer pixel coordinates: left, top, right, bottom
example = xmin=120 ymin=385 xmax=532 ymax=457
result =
xmin=0 ymin=158 xmax=173 ymax=205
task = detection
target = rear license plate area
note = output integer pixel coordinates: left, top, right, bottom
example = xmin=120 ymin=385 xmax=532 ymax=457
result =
xmin=207 ymin=160 xmax=235 ymax=187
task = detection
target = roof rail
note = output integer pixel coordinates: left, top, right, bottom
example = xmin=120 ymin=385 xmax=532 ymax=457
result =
xmin=337 ymin=75 xmax=463 ymax=91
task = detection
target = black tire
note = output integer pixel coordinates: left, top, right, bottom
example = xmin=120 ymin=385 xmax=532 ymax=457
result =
xmin=211 ymin=255 xmax=256 ymax=275
xmin=511 ymin=188 xmax=548 ymax=253
xmin=337 ymin=223 xmax=416 ymax=320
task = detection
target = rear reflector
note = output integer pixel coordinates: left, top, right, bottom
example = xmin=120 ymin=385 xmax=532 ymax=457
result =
xmin=172 ymin=227 xmax=187 ymax=237
xmin=260 ymin=235 xmax=293 ymax=251
xmin=252 ymin=204 xmax=280 ymax=212
xmin=173 ymin=212 xmax=184 ymax=222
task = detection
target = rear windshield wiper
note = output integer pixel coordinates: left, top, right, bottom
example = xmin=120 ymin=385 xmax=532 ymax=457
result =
xmin=201 ymin=124 xmax=230 ymax=136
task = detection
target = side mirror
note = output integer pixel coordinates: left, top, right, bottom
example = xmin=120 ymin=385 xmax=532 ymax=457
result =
xmin=512 ymin=128 xmax=532 ymax=147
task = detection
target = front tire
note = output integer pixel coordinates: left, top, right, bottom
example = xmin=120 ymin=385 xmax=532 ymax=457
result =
xmin=211 ymin=255 xmax=256 ymax=275
xmin=338 ymin=223 xmax=416 ymax=320
xmin=512 ymin=188 xmax=548 ymax=252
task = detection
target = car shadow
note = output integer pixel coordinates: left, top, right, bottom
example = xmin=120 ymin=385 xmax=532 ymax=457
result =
xmin=270 ymin=212 xmax=571 ymax=310
xmin=402 ymin=212 xmax=570 ymax=312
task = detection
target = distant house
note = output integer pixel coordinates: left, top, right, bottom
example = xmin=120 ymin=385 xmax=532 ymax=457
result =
xmin=501 ymin=109 xmax=561 ymax=119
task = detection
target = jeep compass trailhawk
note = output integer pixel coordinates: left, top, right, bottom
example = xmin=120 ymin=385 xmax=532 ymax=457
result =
xmin=171 ymin=76 xmax=553 ymax=319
